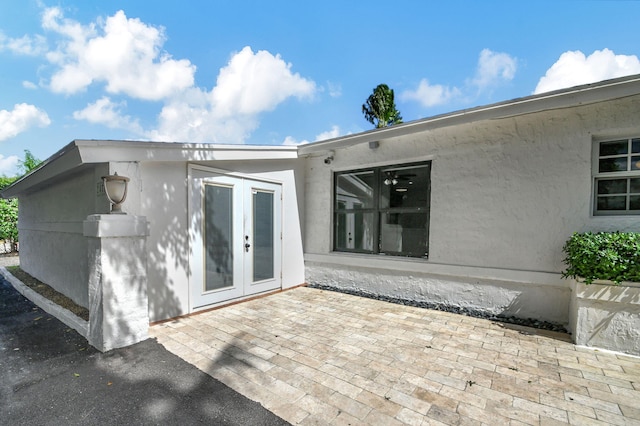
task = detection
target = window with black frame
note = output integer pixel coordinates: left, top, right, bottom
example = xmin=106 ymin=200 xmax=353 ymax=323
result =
xmin=333 ymin=162 xmax=431 ymax=257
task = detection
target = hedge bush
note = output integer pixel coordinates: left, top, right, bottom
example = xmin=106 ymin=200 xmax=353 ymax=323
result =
xmin=0 ymin=176 xmax=18 ymax=252
xmin=562 ymin=231 xmax=640 ymax=284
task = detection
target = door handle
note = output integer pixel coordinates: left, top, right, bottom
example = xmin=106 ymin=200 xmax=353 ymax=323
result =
xmin=244 ymin=235 xmax=250 ymax=252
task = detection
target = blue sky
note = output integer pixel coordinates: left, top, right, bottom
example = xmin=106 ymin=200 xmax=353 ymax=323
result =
xmin=1 ymin=1 xmax=640 ymax=176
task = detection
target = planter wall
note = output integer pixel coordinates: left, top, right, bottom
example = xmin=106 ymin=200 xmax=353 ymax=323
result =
xmin=569 ymin=278 xmax=640 ymax=356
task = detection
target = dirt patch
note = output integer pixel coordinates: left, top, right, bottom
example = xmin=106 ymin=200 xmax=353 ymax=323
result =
xmin=5 ymin=266 xmax=89 ymax=321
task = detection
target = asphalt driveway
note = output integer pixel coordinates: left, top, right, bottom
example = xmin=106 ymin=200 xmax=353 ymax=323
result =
xmin=0 ymin=270 xmax=289 ymax=426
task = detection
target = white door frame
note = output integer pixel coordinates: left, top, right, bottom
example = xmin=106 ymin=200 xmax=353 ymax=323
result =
xmin=188 ymin=166 xmax=282 ymax=311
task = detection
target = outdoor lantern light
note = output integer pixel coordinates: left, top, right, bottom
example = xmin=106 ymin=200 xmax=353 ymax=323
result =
xmin=102 ymin=172 xmax=130 ymax=214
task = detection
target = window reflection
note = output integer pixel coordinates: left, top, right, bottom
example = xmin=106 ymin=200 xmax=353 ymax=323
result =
xmin=334 ymin=162 xmax=430 ymax=257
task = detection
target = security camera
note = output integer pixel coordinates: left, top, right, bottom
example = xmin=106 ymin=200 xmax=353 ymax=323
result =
xmin=324 ymin=150 xmax=335 ymax=165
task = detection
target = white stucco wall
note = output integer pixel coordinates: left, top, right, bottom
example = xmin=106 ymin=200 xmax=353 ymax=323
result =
xmin=109 ymin=159 xmax=306 ymax=322
xmin=303 ymin=96 xmax=640 ymax=325
xmin=13 ymin=152 xmax=305 ymax=324
xmin=18 ymin=165 xmax=110 ymax=307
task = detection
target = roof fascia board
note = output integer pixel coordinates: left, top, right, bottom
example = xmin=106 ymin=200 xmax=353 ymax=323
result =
xmin=298 ymin=75 xmax=640 ymax=155
xmin=1 ymin=141 xmax=83 ymax=198
xmin=1 ymin=140 xmax=299 ymax=197
xmin=73 ymin=140 xmax=298 ymax=163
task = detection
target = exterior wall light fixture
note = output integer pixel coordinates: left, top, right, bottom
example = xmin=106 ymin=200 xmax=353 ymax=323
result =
xmin=102 ymin=172 xmax=130 ymax=214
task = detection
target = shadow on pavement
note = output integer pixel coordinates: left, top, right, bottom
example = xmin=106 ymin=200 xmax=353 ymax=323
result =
xmin=0 ymin=275 xmax=290 ymax=426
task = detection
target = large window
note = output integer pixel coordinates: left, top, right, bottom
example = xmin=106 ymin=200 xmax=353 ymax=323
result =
xmin=334 ymin=162 xmax=431 ymax=257
xmin=594 ymin=138 xmax=640 ymax=215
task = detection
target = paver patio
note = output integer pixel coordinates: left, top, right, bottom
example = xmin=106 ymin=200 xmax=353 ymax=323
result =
xmin=150 ymin=287 xmax=640 ymax=425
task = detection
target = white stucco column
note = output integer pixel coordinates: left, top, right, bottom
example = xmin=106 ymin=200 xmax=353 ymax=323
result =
xmin=83 ymin=214 xmax=150 ymax=352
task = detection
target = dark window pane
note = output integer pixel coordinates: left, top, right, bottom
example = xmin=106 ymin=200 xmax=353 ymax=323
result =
xmin=600 ymin=140 xmax=628 ymax=156
xmin=336 ymin=171 xmax=375 ymax=209
xmin=597 ymin=179 xmax=627 ymax=194
xmin=631 ymin=178 xmax=640 ymax=193
xmin=253 ymin=191 xmax=274 ymax=282
xmin=632 ymin=156 xmax=640 ymax=171
xmin=633 ymin=139 xmax=640 ymax=153
xmin=380 ymin=212 xmax=428 ymax=257
xmin=599 ymin=157 xmax=628 ymax=173
xmin=631 ymin=196 xmax=640 ymax=210
xmin=380 ymin=164 xmax=430 ymax=209
xmin=204 ymin=185 xmax=233 ymax=291
xmin=334 ymin=212 xmax=375 ymax=251
xmin=597 ymin=196 xmax=627 ymax=211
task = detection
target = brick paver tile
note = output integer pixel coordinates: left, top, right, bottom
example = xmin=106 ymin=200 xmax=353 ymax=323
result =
xmin=151 ymin=287 xmax=640 ymax=425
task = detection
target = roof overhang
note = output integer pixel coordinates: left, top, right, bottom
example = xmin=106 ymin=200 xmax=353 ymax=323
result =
xmin=1 ymin=140 xmax=298 ymax=198
xmin=298 ymin=73 xmax=640 ymax=156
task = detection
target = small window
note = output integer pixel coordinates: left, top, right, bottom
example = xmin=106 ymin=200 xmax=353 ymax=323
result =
xmin=334 ymin=162 xmax=431 ymax=257
xmin=594 ymin=138 xmax=640 ymax=215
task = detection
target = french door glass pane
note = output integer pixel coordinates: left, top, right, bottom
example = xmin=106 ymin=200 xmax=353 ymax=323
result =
xmin=631 ymin=196 xmax=640 ymax=210
xmin=253 ymin=190 xmax=274 ymax=282
xmin=204 ymin=185 xmax=233 ymax=291
xmin=335 ymin=212 xmax=375 ymax=251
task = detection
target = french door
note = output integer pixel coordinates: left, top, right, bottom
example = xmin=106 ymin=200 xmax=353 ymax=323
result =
xmin=190 ymin=171 xmax=282 ymax=309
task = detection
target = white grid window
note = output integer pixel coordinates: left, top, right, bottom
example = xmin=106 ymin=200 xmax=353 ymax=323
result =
xmin=594 ymin=138 xmax=640 ymax=215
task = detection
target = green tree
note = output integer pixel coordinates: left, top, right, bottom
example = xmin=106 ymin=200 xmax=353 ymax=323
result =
xmin=0 ymin=150 xmax=42 ymax=253
xmin=362 ymin=84 xmax=403 ymax=128
xmin=18 ymin=149 xmax=41 ymax=174
xmin=0 ymin=176 xmax=18 ymax=252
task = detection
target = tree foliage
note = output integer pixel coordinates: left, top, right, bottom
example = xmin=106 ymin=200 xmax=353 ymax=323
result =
xmin=0 ymin=150 xmax=42 ymax=253
xmin=362 ymin=84 xmax=403 ymax=128
xmin=0 ymin=176 xmax=18 ymax=252
xmin=19 ymin=150 xmax=41 ymax=174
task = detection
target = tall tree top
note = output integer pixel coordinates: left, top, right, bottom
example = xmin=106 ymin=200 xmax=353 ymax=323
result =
xmin=362 ymin=84 xmax=403 ymax=128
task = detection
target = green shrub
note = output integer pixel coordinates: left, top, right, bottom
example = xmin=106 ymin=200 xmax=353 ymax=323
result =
xmin=0 ymin=176 xmax=18 ymax=252
xmin=562 ymin=232 xmax=640 ymax=284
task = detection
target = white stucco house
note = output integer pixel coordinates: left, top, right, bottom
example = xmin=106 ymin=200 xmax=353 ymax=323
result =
xmin=3 ymin=74 xmax=640 ymax=351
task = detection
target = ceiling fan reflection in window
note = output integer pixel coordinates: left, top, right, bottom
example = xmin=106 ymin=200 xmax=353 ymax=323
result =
xmin=383 ymin=171 xmax=416 ymax=186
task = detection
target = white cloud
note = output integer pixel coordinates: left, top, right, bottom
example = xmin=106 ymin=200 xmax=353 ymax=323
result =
xmin=0 ymin=103 xmax=51 ymax=141
xmin=148 ymin=96 xmax=259 ymax=143
xmin=0 ymin=32 xmax=47 ymax=55
xmin=12 ymin=8 xmax=315 ymax=144
xmin=282 ymin=136 xmax=304 ymax=146
xmin=0 ymin=155 xmax=19 ymax=176
xmin=73 ymin=97 xmax=142 ymax=133
xmin=327 ymin=81 xmax=342 ymax=98
xmin=470 ymin=49 xmax=517 ymax=90
xmin=42 ymin=7 xmax=195 ymax=100
xmin=282 ymin=125 xmax=341 ymax=146
xmin=400 ymin=79 xmax=460 ymax=107
xmin=210 ymin=46 xmax=316 ymax=117
xmin=315 ymin=125 xmax=341 ymax=141
xmin=22 ymin=81 xmax=38 ymax=90
xmin=534 ymin=49 xmax=640 ymax=94
xmin=149 ymin=46 xmax=317 ymax=143
xmin=402 ymin=48 xmax=516 ymax=108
